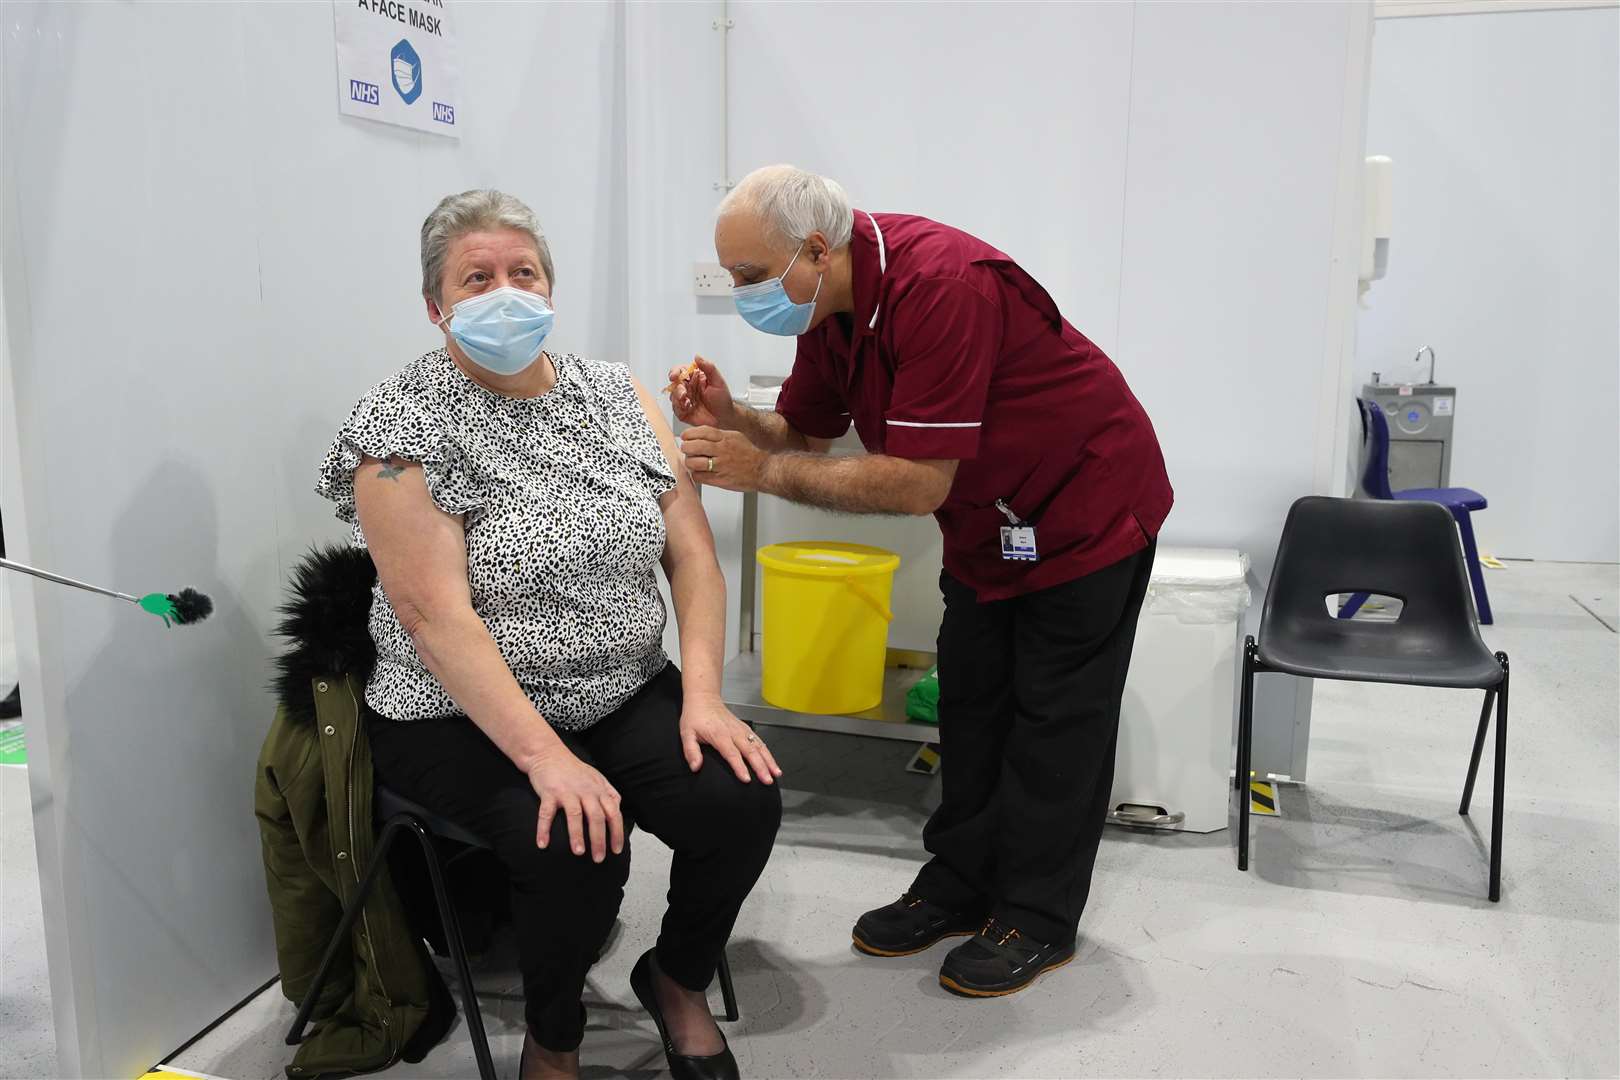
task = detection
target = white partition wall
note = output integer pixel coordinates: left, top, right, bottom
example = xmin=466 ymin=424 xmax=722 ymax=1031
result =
xmin=1 ymin=2 xmax=629 ymax=1074
xmin=726 ymin=2 xmax=1138 ymax=356
xmin=1356 ymin=5 xmax=1620 ymax=563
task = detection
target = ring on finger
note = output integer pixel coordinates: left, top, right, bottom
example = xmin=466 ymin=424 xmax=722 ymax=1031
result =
xmin=708 ymin=457 xmax=717 ymax=472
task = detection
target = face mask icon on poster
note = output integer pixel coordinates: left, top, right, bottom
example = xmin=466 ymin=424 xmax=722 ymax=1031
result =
xmin=393 ymin=57 xmax=418 ymax=96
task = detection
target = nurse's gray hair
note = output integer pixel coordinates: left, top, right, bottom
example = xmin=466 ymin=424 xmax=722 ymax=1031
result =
xmin=719 ymin=165 xmax=854 ymax=251
xmin=420 ymin=189 xmax=555 ymax=304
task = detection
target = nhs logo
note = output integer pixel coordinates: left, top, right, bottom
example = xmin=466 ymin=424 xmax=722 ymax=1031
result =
xmin=349 ymin=79 xmax=380 ymax=106
xmin=432 ymin=102 xmax=456 ymax=126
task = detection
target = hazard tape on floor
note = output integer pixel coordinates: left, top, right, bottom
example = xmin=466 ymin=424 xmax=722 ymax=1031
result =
xmin=906 ymin=743 xmax=941 ymax=776
xmin=1249 ymin=779 xmax=1280 ymax=816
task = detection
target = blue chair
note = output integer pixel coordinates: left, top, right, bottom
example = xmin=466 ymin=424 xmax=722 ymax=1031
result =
xmin=1346 ymin=398 xmax=1494 ymax=624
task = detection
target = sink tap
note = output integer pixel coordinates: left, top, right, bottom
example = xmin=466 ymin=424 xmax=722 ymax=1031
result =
xmin=1414 ymin=344 xmax=1436 ymax=385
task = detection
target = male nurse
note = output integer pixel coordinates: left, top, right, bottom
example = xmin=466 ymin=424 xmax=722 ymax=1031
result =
xmin=674 ymin=165 xmax=1173 ymax=998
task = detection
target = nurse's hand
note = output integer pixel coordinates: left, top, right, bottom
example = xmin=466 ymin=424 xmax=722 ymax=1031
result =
xmin=669 ymin=356 xmax=737 ymax=430
xmin=681 ymin=427 xmax=764 ymax=492
xmin=680 ymin=695 xmax=782 ymax=784
xmin=527 ymin=748 xmax=625 ymax=863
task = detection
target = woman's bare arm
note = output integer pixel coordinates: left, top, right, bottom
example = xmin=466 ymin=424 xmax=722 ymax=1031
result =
xmin=354 ymin=456 xmax=624 ymax=859
xmin=355 ymin=457 xmax=561 ymax=768
xmin=634 ymin=378 xmax=781 ymax=784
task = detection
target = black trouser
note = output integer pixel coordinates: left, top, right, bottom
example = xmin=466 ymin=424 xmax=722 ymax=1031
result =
xmin=911 ymin=542 xmax=1156 ymax=946
xmin=367 ymin=664 xmax=781 ymax=1052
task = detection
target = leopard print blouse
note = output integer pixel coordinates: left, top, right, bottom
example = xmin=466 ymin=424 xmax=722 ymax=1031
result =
xmin=317 ymin=349 xmax=676 ymax=731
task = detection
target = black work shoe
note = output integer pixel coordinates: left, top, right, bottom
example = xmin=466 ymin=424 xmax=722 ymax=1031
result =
xmin=938 ymin=919 xmax=1076 ymax=997
xmin=852 ymin=893 xmax=985 ymax=957
xmin=0 ymin=684 xmax=18 ymax=720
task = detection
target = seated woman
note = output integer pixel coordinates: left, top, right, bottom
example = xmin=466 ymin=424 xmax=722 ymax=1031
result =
xmin=316 ymin=189 xmax=781 ymax=1080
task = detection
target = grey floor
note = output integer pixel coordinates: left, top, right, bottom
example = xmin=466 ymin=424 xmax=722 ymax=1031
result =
xmin=2 ymin=737 xmax=57 ymax=1080
xmin=4 ymin=560 xmax=1617 ymax=1079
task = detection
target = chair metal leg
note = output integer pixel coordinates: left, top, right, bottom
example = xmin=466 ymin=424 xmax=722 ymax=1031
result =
xmin=286 ymin=818 xmax=405 ymax=1045
xmin=1236 ymin=637 xmax=1257 ymax=872
xmin=1459 ymin=689 xmax=1496 ymax=815
xmin=1454 ymin=509 xmax=1494 ymax=625
xmin=717 ymin=951 xmax=740 ymax=1023
xmin=1489 ymin=656 xmax=1509 ymax=902
xmin=1337 ymin=591 xmax=1370 ymax=620
xmin=410 ymin=818 xmax=499 ymax=1080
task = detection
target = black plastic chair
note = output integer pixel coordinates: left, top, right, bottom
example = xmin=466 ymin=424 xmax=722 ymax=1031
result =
xmin=1236 ymin=496 xmax=1510 ymax=901
xmin=287 ymin=786 xmax=742 ymax=1080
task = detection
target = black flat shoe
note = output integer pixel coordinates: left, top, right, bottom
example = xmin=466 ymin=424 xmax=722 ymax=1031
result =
xmin=629 ymin=948 xmax=739 ymax=1080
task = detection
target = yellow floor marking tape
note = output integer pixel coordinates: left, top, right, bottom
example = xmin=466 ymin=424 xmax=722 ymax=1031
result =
xmin=1249 ymin=779 xmax=1279 ymax=816
xmin=905 ymin=743 xmax=942 ymax=776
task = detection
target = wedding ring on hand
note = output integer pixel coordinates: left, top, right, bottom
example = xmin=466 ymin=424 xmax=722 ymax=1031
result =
xmin=746 ymin=733 xmax=758 ymax=743
xmin=708 ymin=457 xmax=717 ymax=472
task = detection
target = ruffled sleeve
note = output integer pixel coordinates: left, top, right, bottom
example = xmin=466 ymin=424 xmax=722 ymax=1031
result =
xmin=625 ymin=408 xmax=679 ymax=499
xmin=584 ymin=360 xmax=677 ymax=499
xmin=315 ymin=380 xmax=484 ymax=527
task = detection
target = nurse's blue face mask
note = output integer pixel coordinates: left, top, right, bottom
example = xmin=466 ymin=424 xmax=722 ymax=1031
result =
xmin=438 ymin=285 xmax=554 ymax=376
xmin=732 ymin=242 xmax=823 ymax=337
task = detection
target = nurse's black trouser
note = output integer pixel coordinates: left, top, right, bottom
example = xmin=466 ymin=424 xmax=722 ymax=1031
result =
xmin=911 ymin=542 xmax=1156 ymax=946
xmin=368 ymin=664 xmax=781 ymax=1052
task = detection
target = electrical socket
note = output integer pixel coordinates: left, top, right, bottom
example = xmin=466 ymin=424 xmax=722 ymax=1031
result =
xmin=692 ymin=262 xmax=733 ymax=297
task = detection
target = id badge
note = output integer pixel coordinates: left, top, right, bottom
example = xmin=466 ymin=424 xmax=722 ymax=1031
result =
xmin=1000 ymin=525 xmax=1039 ymax=562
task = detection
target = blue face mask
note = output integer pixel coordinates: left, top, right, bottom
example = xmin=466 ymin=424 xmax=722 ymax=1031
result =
xmin=732 ymin=244 xmax=822 ymax=336
xmin=439 ymin=286 xmax=554 ymax=375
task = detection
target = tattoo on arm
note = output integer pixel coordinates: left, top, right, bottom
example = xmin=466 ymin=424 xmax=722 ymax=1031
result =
xmin=376 ymin=458 xmax=406 ymax=482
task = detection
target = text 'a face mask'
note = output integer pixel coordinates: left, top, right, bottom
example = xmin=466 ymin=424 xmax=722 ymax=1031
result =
xmin=441 ymin=286 xmax=555 ymax=376
xmin=733 ymin=244 xmax=822 ymax=337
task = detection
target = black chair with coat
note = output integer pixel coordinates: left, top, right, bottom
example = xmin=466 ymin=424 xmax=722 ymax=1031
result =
xmin=278 ymin=548 xmax=742 ymax=1080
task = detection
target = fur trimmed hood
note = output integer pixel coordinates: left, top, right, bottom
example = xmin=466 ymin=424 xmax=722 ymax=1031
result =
xmin=271 ymin=544 xmax=378 ymax=726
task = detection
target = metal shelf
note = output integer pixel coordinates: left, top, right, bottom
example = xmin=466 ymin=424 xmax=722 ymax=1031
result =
xmin=722 ymin=647 xmax=941 ymax=743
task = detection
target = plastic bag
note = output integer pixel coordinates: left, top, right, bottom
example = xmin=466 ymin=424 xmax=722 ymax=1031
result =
xmin=906 ymin=666 xmax=940 ymax=724
xmin=1143 ymin=548 xmax=1252 ymax=625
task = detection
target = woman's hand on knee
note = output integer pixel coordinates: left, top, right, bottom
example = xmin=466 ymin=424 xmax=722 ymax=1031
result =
xmin=526 ymin=750 xmax=625 ymax=863
xmin=679 ymin=697 xmax=783 ymax=785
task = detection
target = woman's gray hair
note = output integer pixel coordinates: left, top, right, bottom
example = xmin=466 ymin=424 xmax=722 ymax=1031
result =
xmin=420 ymin=189 xmax=554 ymax=303
xmin=718 ymin=165 xmax=853 ymax=251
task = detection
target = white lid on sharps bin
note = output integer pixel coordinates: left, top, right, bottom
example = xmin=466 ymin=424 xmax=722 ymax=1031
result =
xmin=1144 ymin=548 xmax=1252 ymax=624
